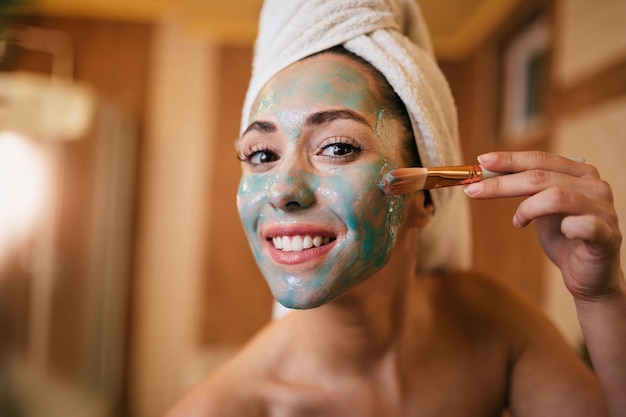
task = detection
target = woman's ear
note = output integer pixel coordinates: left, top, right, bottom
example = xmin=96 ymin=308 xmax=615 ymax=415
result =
xmin=405 ymin=191 xmax=434 ymax=229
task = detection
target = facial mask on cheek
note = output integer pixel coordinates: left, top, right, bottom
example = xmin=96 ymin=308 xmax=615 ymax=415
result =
xmin=305 ymin=162 xmax=406 ymax=304
xmin=237 ymin=173 xmax=271 ymax=262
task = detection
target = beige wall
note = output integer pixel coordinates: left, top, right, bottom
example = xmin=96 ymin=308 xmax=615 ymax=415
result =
xmin=554 ymin=0 xmax=626 ymax=88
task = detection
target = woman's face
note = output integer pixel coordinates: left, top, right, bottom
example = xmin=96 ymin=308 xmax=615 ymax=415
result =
xmin=237 ymin=53 xmax=409 ymax=309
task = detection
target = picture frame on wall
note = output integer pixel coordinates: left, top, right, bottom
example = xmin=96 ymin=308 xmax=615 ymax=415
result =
xmin=501 ymin=17 xmax=551 ymax=143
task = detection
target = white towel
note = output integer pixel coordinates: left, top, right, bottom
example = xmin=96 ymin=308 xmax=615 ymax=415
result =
xmin=241 ymin=0 xmax=472 ymax=274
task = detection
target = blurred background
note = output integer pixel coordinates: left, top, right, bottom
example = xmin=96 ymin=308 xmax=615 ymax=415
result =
xmin=0 ymin=0 xmax=624 ymax=416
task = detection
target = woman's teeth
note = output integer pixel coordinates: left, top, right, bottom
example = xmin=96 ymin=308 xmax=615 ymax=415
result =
xmin=272 ymin=235 xmax=331 ymax=252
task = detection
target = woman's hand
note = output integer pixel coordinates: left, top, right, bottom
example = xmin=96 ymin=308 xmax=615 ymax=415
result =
xmin=463 ymin=150 xmax=623 ymax=302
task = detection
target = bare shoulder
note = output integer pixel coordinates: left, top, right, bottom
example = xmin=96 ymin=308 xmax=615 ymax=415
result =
xmin=425 ymin=270 xmax=582 ymax=358
xmin=424 ymin=270 xmax=548 ymax=336
xmin=164 ymin=321 xmax=289 ymax=417
xmin=424 ymin=271 xmax=607 ymax=416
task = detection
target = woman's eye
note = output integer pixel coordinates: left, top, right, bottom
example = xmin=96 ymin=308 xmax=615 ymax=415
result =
xmin=240 ymin=149 xmax=279 ymax=166
xmin=318 ymin=138 xmax=362 ymax=160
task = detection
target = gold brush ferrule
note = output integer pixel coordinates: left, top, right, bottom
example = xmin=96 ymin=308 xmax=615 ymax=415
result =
xmin=422 ymin=165 xmax=483 ymax=189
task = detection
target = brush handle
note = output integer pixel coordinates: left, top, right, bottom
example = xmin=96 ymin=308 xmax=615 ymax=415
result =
xmin=422 ymin=165 xmax=501 ymax=189
xmin=480 ymin=166 xmax=500 ymax=179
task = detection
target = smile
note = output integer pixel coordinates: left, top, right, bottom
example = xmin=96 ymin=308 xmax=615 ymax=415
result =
xmin=271 ymin=235 xmax=335 ymax=252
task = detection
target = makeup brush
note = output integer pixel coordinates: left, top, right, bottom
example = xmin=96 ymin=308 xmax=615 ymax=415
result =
xmin=381 ymin=157 xmax=587 ymax=196
xmin=381 ymin=164 xmax=501 ymax=196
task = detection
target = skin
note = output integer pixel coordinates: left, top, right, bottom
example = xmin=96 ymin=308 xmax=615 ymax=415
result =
xmin=165 ymin=54 xmax=625 ymax=417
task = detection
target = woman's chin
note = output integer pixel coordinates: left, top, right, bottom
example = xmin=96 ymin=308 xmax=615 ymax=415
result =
xmin=274 ymin=296 xmax=326 ymax=310
xmin=273 ymin=289 xmax=339 ymax=310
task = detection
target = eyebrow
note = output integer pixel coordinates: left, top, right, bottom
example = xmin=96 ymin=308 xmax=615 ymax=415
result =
xmin=305 ymin=109 xmax=372 ymax=128
xmin=242 ymin=109 xmax=373 ymax=137
xmin=242 ymin=120 xmax=277 ymax=136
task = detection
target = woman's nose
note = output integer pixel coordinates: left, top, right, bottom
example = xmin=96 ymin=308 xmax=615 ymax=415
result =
xmin=267 ymin=162 xmax=315 ymax=210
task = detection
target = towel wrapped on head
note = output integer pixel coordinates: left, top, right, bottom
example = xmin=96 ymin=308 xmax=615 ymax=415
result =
xmin=241 ymin=0 xmax=472 ymax=274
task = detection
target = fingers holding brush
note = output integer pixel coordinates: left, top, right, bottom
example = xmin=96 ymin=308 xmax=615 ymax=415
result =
xmin=463 ymin=150 xmax=622 ymax=299
xmin=463 ymin=151 xmax=616 ymax=225
xmin=464 ymin=154 xmax=612 ymax=203
xmin=476 ymin=150 xmax=595 ymax=179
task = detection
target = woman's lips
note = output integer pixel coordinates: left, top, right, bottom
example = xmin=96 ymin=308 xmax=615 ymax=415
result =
xmin=263 ymin=227 xmax=338 ymax=265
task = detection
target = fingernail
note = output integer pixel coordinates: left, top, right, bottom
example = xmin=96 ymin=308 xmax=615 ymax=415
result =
xmin=476 ymin=153 xmax=494 ymax=165
xmin=464 ymin=182 xmax=482 ymax=196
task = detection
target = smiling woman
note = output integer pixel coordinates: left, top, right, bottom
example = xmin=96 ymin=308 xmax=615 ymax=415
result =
xmin=165 ymin=0 xmax=626 ymax=416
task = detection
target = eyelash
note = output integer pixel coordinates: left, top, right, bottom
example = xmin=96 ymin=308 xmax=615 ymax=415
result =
xmin=238 ymin=144 xmax=279 ymax=167
xmin=316 ymin=137 xmax=362 ymax=161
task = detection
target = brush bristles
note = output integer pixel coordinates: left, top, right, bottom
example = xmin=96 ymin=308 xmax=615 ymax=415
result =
xmin=381 ymin=167 xmax=428 ymax=196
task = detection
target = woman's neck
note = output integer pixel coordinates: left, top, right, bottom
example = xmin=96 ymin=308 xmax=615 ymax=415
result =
xmin=289 ymin=238 xmax=430 ymax=377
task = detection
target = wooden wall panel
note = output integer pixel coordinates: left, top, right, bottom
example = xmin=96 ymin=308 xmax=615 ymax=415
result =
xmin=200 ymin=44 xmax=273 ymax=346
xmin=438 ymin=0 xmax=550 ymax=303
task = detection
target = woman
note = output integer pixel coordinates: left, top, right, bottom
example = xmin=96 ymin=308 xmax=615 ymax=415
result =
xmin=166 ymin=1 xmax=625 ymax=416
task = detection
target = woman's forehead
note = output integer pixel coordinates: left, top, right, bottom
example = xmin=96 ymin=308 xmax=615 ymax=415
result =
xmin=250 ymin=54 xmax=383 ymax=119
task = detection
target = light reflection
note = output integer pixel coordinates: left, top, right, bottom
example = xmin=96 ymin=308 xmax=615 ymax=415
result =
xmin=0 ymin=131 xmax=49 ymax=267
